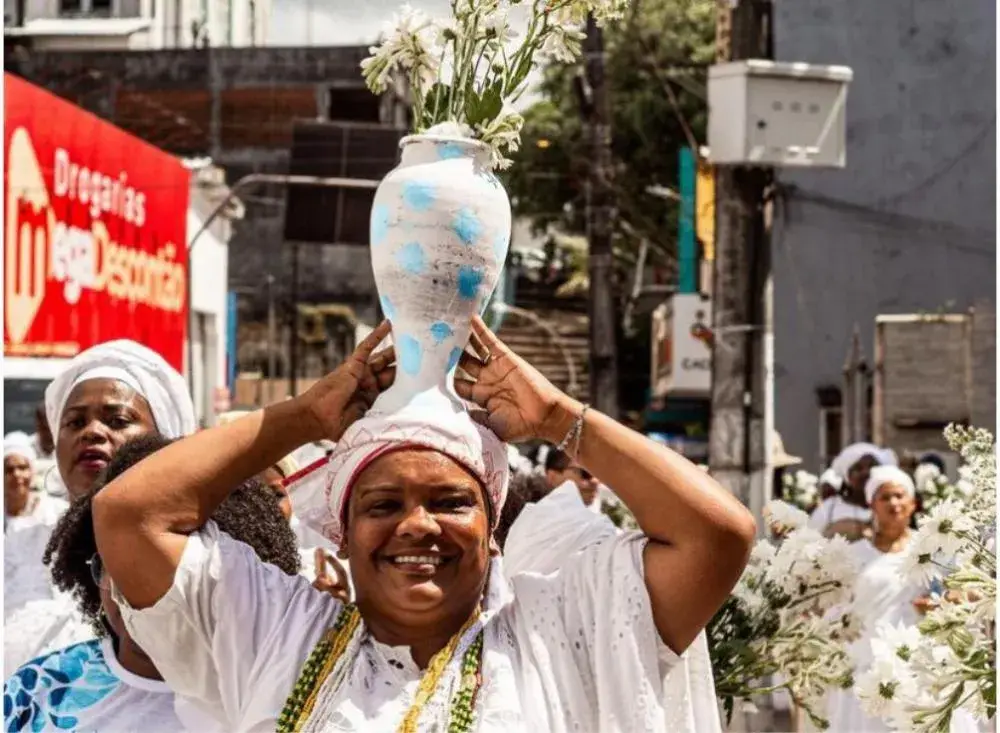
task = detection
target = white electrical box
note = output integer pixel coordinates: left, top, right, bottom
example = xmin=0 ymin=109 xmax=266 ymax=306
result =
xmin=707 ymin=60 xmax=853 ymax=167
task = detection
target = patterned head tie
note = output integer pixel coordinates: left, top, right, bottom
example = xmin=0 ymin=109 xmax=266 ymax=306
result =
xmin=286 ymin=403 xmax=509 ymax=546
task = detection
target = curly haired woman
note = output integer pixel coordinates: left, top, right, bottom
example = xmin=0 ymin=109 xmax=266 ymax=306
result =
xmin=4 ymin=434 xmax=302 ymax=733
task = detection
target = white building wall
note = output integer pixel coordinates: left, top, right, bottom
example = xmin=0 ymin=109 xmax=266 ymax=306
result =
xmin=11 ymin=0 xmax=270 ymax=48
xmin=187 ymin=207 xmax=230 ymax=426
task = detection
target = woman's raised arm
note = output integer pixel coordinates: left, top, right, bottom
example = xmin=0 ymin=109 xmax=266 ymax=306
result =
xmin=93 ymin=321 xmax=394 ymax=610
xmin=456 ymin=316 xmax=755 ymax=653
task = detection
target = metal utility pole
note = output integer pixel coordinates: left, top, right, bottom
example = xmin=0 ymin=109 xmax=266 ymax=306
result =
xmin=708 ymin=0 xmax=773 ymax=511
xmin=266 ymin=274 xmax=277 ymax=400
xmin=289 ymin=244 xmax=301 ymax=396
xmin=842 ymin=325 xmax=869 ymax=445
xmin=581 ymin=13 xmax=620 ymax=419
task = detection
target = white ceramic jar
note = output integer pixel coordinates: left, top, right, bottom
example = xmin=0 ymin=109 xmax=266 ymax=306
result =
xmin=369 ymin=133 xmax=511 ymax=413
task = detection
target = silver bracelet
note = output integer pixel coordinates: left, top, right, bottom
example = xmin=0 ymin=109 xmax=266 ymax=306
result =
xmin=555 ymin=403 xmax=589 ymax=456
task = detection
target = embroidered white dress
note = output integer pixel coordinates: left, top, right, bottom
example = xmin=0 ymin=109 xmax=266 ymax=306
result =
xmin=503 ymin=482 xmax=722 ymax=733
xmin=117 ymin=520 xmax=678 ymax=732
xmin=4 ymin=638 xmax=183 ymax=733
xmin=4 ymin=493 xmax=93 ymax=677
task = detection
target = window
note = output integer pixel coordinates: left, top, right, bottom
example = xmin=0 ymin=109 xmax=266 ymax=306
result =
xmin=816 ymin=384 xmax=843 ymax=468
xmin=59 ymin=0 xmax=112 ymax=15
xmin=819 ymin=407 xmax=843 ymax=469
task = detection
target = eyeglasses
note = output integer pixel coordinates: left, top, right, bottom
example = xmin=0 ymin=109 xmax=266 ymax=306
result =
xmin=87 ymin=554 xmax=104 ymax=587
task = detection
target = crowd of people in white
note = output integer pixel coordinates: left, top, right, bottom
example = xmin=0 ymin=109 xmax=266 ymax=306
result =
xmin=3 ymin=326 xmax=755 ymax=733
xmin=3 ymin=332 xmax=985 ymax=733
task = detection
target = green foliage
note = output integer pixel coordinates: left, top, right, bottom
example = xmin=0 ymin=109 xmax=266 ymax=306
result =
xmin=505 ymin=0 xmax=716 ymax=276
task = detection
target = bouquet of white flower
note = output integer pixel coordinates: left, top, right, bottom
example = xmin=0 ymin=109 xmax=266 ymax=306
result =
xmin=360 ymin=0 xmax=628 ymax=169
xmin=782 ymin=469 xmax=820 ymax=513
xmin=913 ymin=460 xmax=974 ymax=513
xmin=856 ymin=425 xmax=996 ymax=732
xmin=708 ymin=500 xmax=860 ymax=729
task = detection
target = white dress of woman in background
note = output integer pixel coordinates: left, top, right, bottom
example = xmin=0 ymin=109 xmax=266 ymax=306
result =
xmin=827 ymin=466 xmax=975 ymax=733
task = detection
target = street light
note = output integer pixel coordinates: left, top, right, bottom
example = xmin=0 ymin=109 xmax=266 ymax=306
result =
xmin=645 ymin=184 xmax=681 ymax=201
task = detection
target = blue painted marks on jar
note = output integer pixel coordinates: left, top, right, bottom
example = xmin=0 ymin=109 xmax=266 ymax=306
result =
xmin=402 ymin=181 xmax=436 ymax=211
xmin=395 ymin=242 xmax=426 ymax=275
xmin=370 ymin=204 xmax=390 ymax=246
xmin=452 ymin=208 xmax=483 ymax=246
xmin=397 ymin=335 xmax=424 ymax=376
xmin=457 ymin=266 xmax=484 ymax=301
xmin=430 ymin=321 xmax=454 ymax=345
xmin=447 ymin=346 xmax=463 ymax=372
xmin=437 ymin=142 xmax=465 ymax=160
xmin=379 ymin=295 xmax=396 ymax=320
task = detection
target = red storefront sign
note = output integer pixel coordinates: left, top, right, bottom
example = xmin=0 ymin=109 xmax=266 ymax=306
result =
xmin=4 ymin=74 xmax=190 ymax=370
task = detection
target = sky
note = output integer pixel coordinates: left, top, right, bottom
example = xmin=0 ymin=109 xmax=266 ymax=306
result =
xmin=267 ymin=0 xmax=542 ymax=104
xmin=269 ymin=0 xmax=455 ymax=47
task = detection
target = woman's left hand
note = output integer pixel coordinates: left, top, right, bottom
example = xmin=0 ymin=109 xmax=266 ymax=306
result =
xmin=454 ymin=316 xmax=575 ymax=443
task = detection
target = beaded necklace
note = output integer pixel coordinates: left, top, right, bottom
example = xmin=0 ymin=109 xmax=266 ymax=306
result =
xmin=277 ymin=604 xmax=485 ymax=733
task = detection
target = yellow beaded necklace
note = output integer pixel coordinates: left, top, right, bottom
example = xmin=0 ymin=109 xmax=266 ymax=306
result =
xmin=398 ymin=609 xmax=481 ymax=733
xmin=278 ymin=604 xmax=483 ymax=733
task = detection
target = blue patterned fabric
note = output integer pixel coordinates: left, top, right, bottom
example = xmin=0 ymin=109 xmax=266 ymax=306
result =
xmin=4 ymin=640 xmax=118 ymax=732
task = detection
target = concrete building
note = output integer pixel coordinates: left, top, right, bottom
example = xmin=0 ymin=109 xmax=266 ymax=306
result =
xmin=5 ymin=0 xmax=269 ymax=51
xmin=186 ymin=159 xmax=242 ymax=425
xmin=771 ymin=0 xmax=996 ymax=470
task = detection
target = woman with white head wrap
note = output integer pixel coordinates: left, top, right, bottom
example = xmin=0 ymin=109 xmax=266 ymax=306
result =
xmin=5 ymin=432 xmax=39 ymax=511
xmin=826 ymin=465 xmax=973 ymax=732
xmin=4 ymin=430 xmax=67 ymax=599
xmin=4 ymin=431 xmax=71 ymax=676
xmin=808 ymin=442 xmax=892 ymax=538
xmin=44 ymin=339 xmax=195 ymax=500
xmin=5 ymin=340 xmax=196 ymax=676
xmin=95 ymin=317 xmax=755 ymax=732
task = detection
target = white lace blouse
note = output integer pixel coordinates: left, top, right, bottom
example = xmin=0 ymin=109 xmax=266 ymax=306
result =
xmin=117 ymin=521 xmax=678 ymax=732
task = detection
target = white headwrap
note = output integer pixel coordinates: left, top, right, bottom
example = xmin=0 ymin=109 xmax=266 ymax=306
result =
xmin=45 ymin=340 xmax=196 ymax=442
xmin=831 ymin=442 xmax=884 ymax=480
xmin=288 ymin=402 xmax=509 ymax=546
xmin=819 ymin=468 xmax=843 ymax=490
xmin=3 ymin=432 xmax=37 ymax=466
xmin=864 ymin=465 xmax=916 ymax=506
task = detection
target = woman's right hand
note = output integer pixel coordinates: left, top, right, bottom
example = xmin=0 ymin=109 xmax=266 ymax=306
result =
xmin=299 ymin=321 xmax=395 ymax=442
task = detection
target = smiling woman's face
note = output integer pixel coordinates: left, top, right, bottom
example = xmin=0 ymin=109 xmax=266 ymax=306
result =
xmin=55 ymin=379 xmax=158 ymax=500
xmin=345 ymin=448 xmax=491 ymax=630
